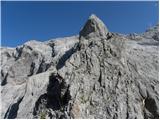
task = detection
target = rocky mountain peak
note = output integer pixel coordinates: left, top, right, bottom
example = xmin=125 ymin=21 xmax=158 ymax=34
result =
xmin=79 ymin=14 xmax=109 ymax=39
xmin=1 ymin=14 xmax=159 ymax=119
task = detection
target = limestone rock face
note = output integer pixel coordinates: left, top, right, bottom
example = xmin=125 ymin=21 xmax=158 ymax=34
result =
xmin=1 ymin=15 xmax=159 ymax=119
xmin=80 ymin=14 xmax=109 ymax=39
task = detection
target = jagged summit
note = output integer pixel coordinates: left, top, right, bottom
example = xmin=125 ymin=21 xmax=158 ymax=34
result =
xmin=79 ymin=14 xmax=109 ymax=39
xmin=1 ymin=14 xmax=159 ymax=119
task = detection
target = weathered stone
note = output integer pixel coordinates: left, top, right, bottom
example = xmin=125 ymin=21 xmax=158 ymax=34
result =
xmin=80 ymin=14 xmax=109 ymax=39
xmin=1 ymin=14 xmax=159 ymax=119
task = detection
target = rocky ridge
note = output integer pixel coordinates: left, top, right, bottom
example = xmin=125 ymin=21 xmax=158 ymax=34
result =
xmin=0 ymin=14 xmax=159 ymax=119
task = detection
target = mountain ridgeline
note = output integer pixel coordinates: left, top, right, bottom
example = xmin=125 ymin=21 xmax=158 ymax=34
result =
xmin=1 ymin=14 xmax=159 ymax=119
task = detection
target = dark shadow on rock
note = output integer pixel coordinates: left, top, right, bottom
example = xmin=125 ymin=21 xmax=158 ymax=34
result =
xmin=144 ymin=97 xmax=159 ymax=119
xmin=138 ymin=42 xmax=158 ymax=46
xmin=1 ymin=72 xmax=8 ymax=86
xmin=33 ymin=94 xmax=48 ymax=116
xmin=15 ymin=46 xmax=24 ymax=61
xmin=4 ymin=97 xmax=23 ymax=119
xmin=36 ymin=59 xmax=51 ymax=74
xmin=56 ymin=44 xmax=78 ymax=70
xmin=33 ymin=73 xmax=71 ymax=118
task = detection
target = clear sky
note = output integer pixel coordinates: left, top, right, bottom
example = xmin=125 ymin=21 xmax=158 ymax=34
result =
xmin=1 ymin=1 xmax=159 ymax=47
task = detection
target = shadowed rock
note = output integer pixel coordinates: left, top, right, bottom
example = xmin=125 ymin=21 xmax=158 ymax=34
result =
xmin=1 ymin=14 xmax=159 ymax=119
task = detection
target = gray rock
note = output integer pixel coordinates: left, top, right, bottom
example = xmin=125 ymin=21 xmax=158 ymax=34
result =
xmin=80 ymin=14 xmax=109 ymax=39
xmin=1 ymin=14 xmax=159 ymax=119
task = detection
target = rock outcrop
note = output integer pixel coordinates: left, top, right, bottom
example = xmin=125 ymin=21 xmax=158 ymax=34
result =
xmin=79 ymin=14 xmax=109 ymax=39
xmin=1 ymin=14 xmax=159 ymax=119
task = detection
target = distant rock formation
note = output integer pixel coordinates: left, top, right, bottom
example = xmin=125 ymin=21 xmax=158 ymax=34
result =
xmin=1 ymin=14 xmax=159 ymax=119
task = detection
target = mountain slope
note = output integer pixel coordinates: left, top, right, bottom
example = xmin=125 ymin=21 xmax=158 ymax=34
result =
xmin=1 ymin=14 xmax=159 ymax=119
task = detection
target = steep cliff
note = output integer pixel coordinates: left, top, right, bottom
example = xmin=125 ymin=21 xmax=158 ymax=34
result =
xmin=1 ymin=14 xmax=159 ymax=119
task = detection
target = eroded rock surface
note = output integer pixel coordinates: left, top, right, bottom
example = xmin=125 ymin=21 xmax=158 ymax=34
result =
xmin=1 ymin=14 xmax=159 ymax=119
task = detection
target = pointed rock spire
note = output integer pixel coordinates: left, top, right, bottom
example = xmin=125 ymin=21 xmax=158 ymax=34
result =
xmin=79 ymin=14 xmax=109 ymax=39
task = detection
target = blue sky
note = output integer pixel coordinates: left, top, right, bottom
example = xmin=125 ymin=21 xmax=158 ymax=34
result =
xmin=1 ymin=1 xmax=159 ymax=47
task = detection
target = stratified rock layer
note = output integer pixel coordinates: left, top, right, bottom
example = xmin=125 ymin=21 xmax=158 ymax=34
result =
xmin=1 ymin=15 xmax=159 ymax=119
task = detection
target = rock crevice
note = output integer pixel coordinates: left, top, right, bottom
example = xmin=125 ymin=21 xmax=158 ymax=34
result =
xmin=1 ymin=14 xmax=159 ymax=119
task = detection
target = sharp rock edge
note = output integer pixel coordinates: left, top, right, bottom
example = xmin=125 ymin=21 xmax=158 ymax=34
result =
xmin=1 ymin=14 xmax=159 ymax=119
